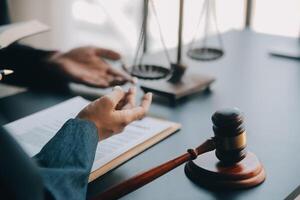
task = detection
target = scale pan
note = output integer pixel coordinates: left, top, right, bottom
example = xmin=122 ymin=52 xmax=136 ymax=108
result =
xmin=187 ymin=47 xmax=224 ymax=61
xmin=123 ymin=64 xmax=170 ymax=80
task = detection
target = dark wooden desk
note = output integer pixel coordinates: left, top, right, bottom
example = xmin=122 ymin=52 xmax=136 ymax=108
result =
xmin=1 ymin=30 xmax=299 ymax=200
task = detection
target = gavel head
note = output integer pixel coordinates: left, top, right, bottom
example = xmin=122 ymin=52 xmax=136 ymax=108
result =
xmin=212 ymin=108 xmax=247 ymax=164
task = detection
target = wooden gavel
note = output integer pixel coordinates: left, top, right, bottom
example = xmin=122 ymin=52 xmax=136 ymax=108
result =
xmin=91 ymin=108 xmax=253 ymax=200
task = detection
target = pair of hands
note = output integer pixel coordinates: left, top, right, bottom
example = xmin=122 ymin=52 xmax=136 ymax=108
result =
xmin=78 ymin=86 xmax=152 ymax=140
xmin=48 ymin=46 xmax=152 ymax=140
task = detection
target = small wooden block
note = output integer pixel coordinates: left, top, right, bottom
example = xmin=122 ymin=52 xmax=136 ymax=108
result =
xmin=185 ymin=151 xmax=266 ymax=189
xmin=140 ymin=73 xmax=215 ymax=104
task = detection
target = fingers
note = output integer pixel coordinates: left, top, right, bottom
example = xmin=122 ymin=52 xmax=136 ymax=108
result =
xmin=116 ymin=87 xmax=136 ymax=110
xmin=127 ymin=87 xmax=137 ymax=107
xmin=95 ymin=58 xmax=133 ymax=86
xmin=117 ymin=92 xmax=152 ymax=123
xmin=122 ymin=87 xmax=137 ymax=110
xmin=140 ymin=92 xmax=152 ymax=112
xmin=107 ymin=76 xmax=127 ymax=86
xmin=104 ymin=86 xmax=125 ymax=108
xmin=84 ymin=57 xmax=126 ymax=87
xmin=95 ymin=48 xmax=121 ymax=60
xmin=108 ymin=67 xmax=134 ymax=84
xmin=80 ymin=75 xmax=110 ymax=88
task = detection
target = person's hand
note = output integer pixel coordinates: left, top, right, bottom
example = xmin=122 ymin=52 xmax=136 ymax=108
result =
xmin=77 ymin=86 xmax=152 ymax=140
xmin=47 ymin=46 xmax=133 ymax=87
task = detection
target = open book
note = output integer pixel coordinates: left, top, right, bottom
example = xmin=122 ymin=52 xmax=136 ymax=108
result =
xmin=3 ymin=96 xmax=181 ymax=182
xmin=0 ymin=20 xmax=49 ymax=49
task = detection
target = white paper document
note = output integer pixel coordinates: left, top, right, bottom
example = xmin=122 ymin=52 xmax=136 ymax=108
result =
xmin=4 ymin=96 xmax=174 ymax=172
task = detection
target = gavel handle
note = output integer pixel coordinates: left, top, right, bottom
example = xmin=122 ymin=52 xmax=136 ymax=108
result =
xmin=91 ymin=139 xmax=214 ymax=200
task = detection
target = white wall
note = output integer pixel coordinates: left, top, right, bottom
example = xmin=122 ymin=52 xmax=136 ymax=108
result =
xmin=8 ymin=0 xmax=74 ymax=51
xmin=7 ymin=0 xmax=299 ymax=53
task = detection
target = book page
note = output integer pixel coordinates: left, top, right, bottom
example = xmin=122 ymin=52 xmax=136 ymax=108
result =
xmin=3 ymin=96 xmax=175 ymax=173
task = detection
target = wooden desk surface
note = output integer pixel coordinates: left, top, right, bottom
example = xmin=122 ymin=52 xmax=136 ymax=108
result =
xmin=1 ymin=30 xmax=299 ymax=200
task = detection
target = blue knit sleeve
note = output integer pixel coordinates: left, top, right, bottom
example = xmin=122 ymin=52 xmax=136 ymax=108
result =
xmin=34 ymin=118 xmax=99 ymax=200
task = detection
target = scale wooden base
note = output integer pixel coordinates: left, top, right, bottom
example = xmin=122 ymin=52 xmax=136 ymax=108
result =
xmin=140 ymin=73 xmax=215 ymax=105
xmin=185 ymin=151 xmax=266 ymax=189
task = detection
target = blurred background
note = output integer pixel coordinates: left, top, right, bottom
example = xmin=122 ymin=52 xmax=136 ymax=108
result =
xmin=8 ymin=0 xmax=300 ymax=56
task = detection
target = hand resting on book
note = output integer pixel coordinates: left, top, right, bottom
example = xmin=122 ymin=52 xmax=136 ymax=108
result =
xmin=77 ymin=86 xmax=152 ymax=140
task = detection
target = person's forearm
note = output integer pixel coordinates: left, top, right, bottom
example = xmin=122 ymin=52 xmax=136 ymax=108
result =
xmin=34 ymin=118 xmax=99 ymax=200
xmin=0 ymin=43 xmax=66 ymax=88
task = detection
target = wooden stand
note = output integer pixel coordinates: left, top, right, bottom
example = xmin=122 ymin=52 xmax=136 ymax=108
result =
xmin=139 ymin=0 xmax=215 ymax=105
xmin=141 ymin=73 xmax=215 ymax=105
xmin=185 ymin=151 xmax=266 ymax=189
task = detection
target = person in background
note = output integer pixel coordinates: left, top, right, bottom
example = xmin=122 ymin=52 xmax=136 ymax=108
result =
xmin=0 ymin=0 xmax=153 ymax=199
xmin=0 ymin=0 xmax=133 ymax=89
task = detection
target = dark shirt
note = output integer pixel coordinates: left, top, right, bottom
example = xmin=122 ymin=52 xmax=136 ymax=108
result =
xmin=0 ymin=0 xmax=67 ymax=89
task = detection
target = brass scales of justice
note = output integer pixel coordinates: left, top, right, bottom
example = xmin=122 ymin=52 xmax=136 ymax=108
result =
xmin=122 ymin=0 xmax=224 ymax=104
